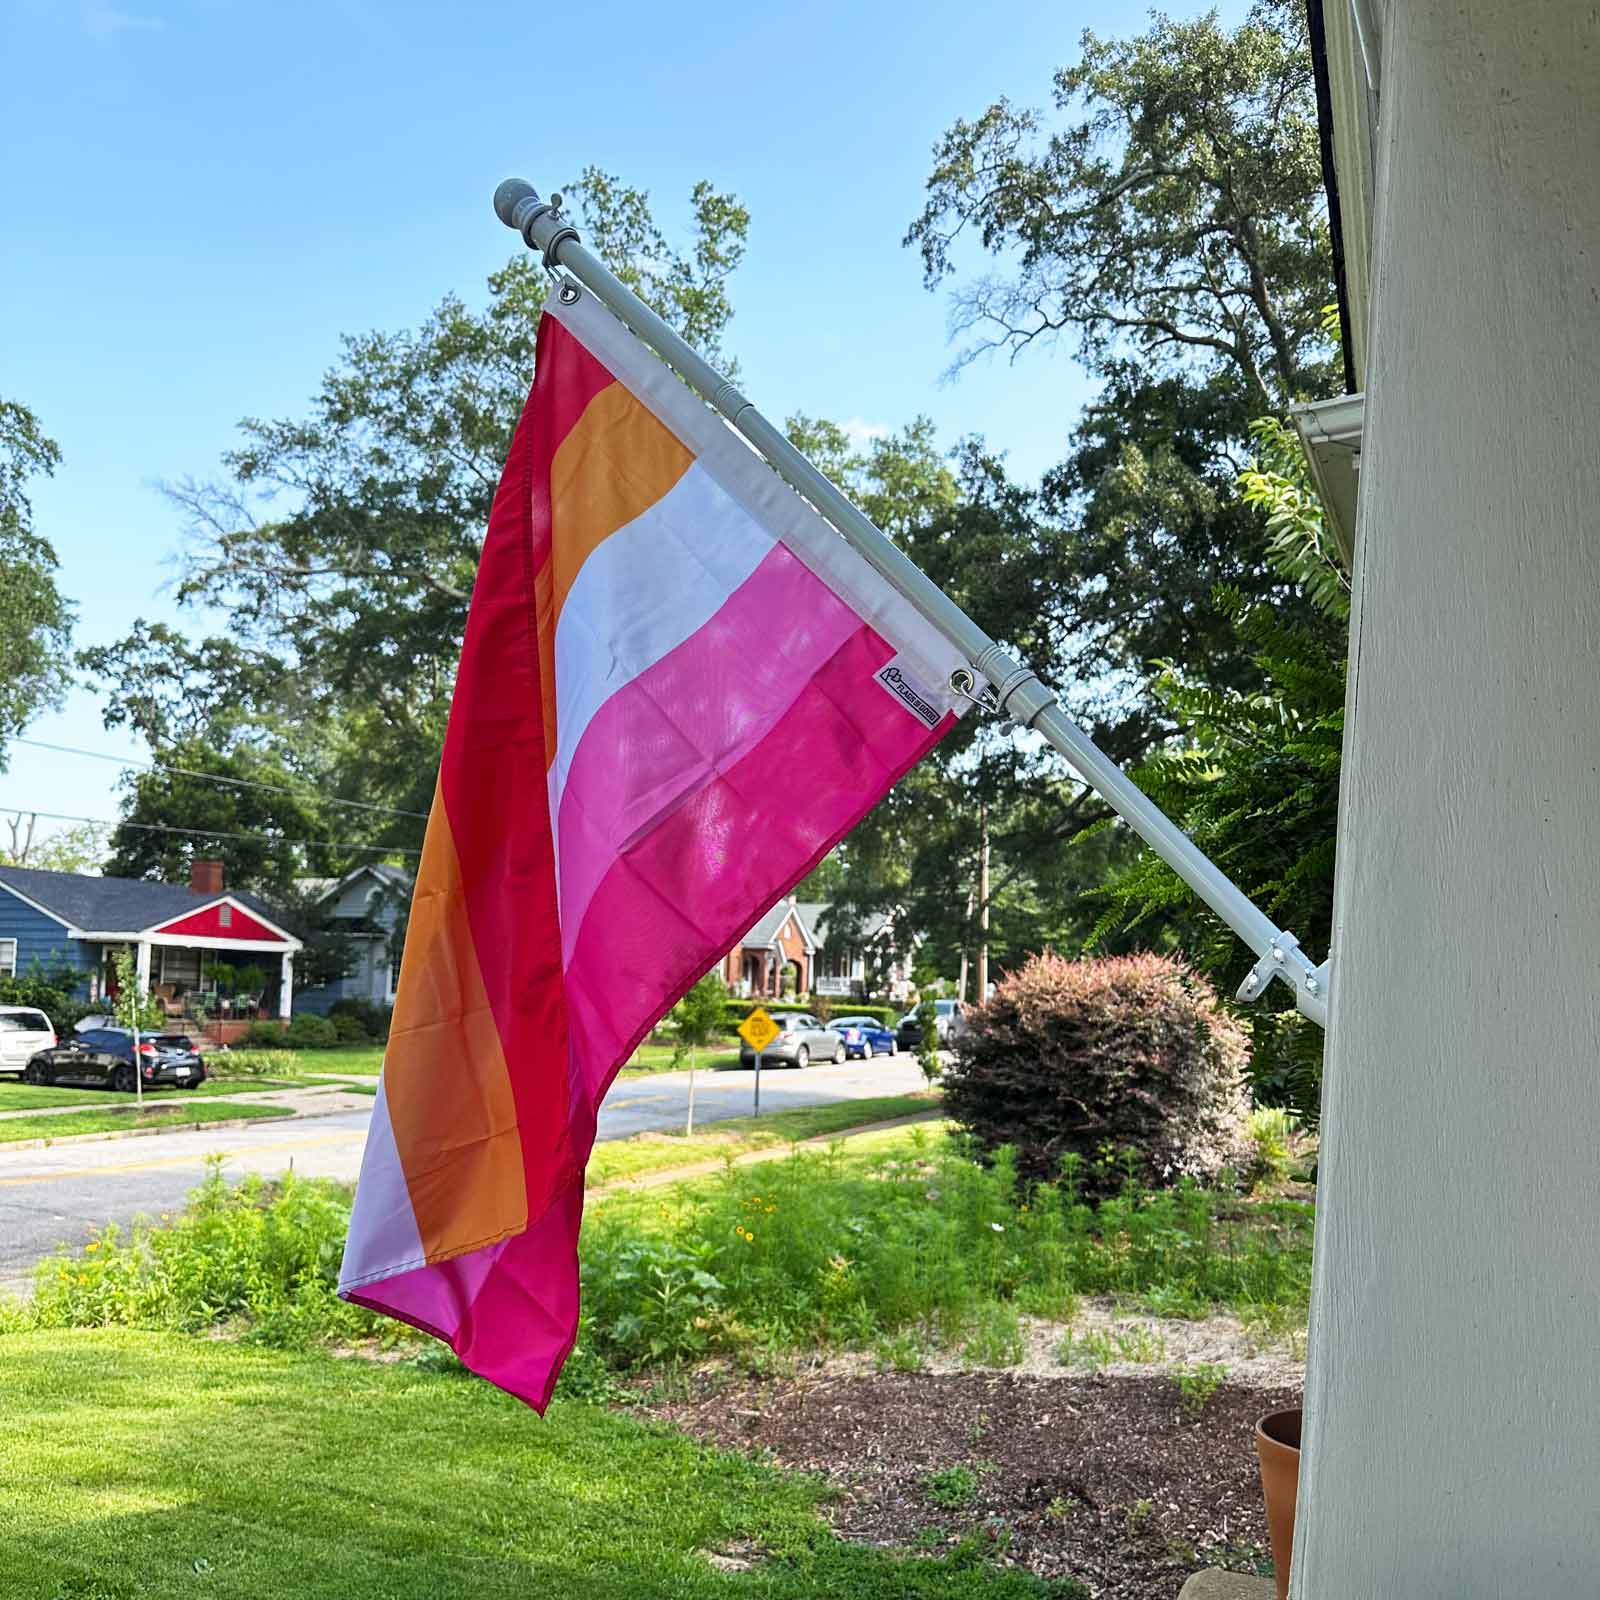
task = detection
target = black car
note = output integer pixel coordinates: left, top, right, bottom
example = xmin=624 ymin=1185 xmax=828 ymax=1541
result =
xmin=24 ymin=1028 xmax=208 ymax=1093
xmin=895 ymin=999 xmax=967 ymax=1052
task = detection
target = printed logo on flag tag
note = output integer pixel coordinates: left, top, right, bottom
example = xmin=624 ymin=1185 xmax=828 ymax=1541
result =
xmin=874 ymin=661 xmax=943 ymax=729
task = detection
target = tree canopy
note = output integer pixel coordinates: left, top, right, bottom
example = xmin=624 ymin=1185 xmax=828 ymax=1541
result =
xmin=0 ymin=398 xmax=74 ymax=773
xmin=87 ymin=170 xmax=750 ymax=891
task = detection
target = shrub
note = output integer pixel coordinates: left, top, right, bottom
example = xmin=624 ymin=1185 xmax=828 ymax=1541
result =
xmin=944 ymin=951 xmax=1251 ymax=1196
xmin=243 ymin=1020 xmax=288 ymax=1047
xmin=205 ymin=1048 xmax=298 ymax=1078
xmin=329 ymin=1012 xmax=369 ymax=1044
xmin=0 ymin=965 xmax=98 ymax=1034
xmin=328 ymin=998 xmax=393 ymax=1041
xmin=16 ymin=1160 xmax=385 ymax=1348
xmin=284 ymin=1013 xmax=339 ymax=1050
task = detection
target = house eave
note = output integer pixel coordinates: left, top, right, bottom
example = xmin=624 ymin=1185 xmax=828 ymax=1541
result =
xmin=79 ymin=929 xmax=304 ymax=954
xmin=1292 ymin=390 xmax=1365 ymax=568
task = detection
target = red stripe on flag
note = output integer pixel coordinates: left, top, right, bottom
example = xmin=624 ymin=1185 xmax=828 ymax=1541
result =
xmin=437 ymin=315 xmax=615 ymax=1234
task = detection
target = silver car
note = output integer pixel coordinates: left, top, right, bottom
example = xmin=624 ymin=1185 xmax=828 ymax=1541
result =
xmin=737 ymin=1011 xmax=844 ymax=1069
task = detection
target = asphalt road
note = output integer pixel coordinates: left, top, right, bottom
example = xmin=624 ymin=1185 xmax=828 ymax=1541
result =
xmin=0 ymin=1054 xmax=927 ymax=1291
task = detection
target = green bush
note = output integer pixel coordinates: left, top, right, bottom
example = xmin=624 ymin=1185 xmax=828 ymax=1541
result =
xmin=243 ymin=1020 xmax=288 ymax=1047
xmin=11 ymin=1132 xmax=1313 ymax=1378
xmin=13 ymin=1160 xmax=384 ymax=1348
xmin=204 ymin=1047 xmax=299 ymax=1078
xmin=328 ymin=998 xmax=393 ymax=1041
xmin=284 ymin=1013 xmax=339 ymax=1049
xmin=0 ymin=964 xmax=97 ymax=1034
xmin=579 ymin=1134 xmax=1310 ymax=1371
xmin=329 ymin=1012 xmax=369 ymax=1044
xmin=944 ymin=951 xmax=1252 ymax=1197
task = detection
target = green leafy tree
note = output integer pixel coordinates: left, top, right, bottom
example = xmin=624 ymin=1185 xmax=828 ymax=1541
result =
xmin=109 ymin=948 xmax=165 ymax=1101
xmin=103 ymin=740 xmax=337 ymax=898
xmin=1091 ymin=418 xmax=1346 ymax=1123
xmin=0 ymin=399 xmax=74 ymax=770
xmin=87 ymin=171 xmax=750 ymax=848
xmin=819 ymin=2 xmax=1346 ymax=990
xmin=669 ymin=971 xmax=728 ymax=1134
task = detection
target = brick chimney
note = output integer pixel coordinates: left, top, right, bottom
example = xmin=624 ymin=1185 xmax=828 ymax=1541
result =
xmin=190 ymin=859 xmax=224 ymax=897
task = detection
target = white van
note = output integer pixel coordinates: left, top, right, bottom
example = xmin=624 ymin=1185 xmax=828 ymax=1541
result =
xmin=0 ymin=1006 xmax=58 ymax=1078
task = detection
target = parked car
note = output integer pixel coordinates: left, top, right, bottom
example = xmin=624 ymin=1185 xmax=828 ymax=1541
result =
xmin=830 ymin=1015 xmax=898 ymax=1059
xmin=895 ymin=998 xmax=967 ymax=1051
xmin=737 ymin=1012 xmax=843 ymax=1069
xmin=24 ymin=1028 xmax=208 ymax=1093
xmin=0 ymin=1007 xmax=57 ymax=1078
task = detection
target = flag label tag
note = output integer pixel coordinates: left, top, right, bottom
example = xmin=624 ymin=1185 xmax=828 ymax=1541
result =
xmin=874 ymin=661 xmax=943 ymax=728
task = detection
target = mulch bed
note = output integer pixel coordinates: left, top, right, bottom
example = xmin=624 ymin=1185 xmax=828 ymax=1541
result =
xmin=642 ymin=1367 xmax=1298 ymax=1598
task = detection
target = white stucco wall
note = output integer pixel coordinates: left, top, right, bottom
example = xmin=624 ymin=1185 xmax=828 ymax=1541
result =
xmin=1295 ymin=5 xmax=1600 ymax=1593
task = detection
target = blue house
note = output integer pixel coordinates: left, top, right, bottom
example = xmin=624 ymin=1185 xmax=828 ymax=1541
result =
xmin=291 ymin=863 xmax=409 ymax=1017
xmin=0 ymin=860 xmax=302 ymax=1016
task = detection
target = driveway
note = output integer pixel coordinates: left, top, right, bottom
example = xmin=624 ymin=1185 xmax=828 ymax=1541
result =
xmin=0 ymin=1055 xmax=928 ymax=1292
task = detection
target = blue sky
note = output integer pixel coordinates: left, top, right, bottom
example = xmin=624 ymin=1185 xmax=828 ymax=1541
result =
xmin=2 ymin=0 xmax=1247 ymax=849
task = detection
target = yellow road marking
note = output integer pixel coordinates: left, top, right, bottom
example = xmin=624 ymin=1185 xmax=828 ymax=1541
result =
xmin=0 ymin=1128 xmax=366 ymax=1188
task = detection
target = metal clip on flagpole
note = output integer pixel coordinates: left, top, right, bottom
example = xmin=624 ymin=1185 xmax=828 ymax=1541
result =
xmin=494 ymin=179 xmax=1331 ymax=1029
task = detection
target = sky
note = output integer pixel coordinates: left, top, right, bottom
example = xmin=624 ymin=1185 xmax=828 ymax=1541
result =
xmin=1 ymin=0 xmax=1250 ymax=854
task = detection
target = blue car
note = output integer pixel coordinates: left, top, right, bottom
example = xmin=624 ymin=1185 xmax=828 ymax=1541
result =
xmin=830 ymin=1015 xmax=897 ymax=1060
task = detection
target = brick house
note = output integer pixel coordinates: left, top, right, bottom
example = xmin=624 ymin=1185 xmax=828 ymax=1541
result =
xmin=718 ymin=897 xmax=914 ymax=1002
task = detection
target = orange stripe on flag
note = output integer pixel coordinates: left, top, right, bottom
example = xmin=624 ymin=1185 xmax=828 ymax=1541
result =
xmin=382 ymin=782 xmax=527 ymax=1260
xmin=540 ymin=383 xmax=694 ymax=765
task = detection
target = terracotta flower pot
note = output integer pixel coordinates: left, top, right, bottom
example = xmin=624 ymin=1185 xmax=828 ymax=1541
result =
xmin=1254 ymin=1406 xmax=1302 ymax=1600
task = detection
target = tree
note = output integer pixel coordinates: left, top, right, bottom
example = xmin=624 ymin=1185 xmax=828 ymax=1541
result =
xmin=906 ymin=0 xmax=1342 ymax=764
xmin=109 ymin=948 xmax=165 ymax=1103
xmin=0 ymin=398 xmax=74 ymax=771
xmin=1 ymin=818 xmax=109 ymax=873
xmin=86 ymin=171 xmax=751 ymax=844
xmin=668 ymin=971 xmax=727 ymax=1134
xmin=1091 ymin=416 xmax=1346 ymax=1124
xmin=102 ymin=740 xmax=338 ymax=898
xmin=835 ymin=1 xmax=1347 ymax=988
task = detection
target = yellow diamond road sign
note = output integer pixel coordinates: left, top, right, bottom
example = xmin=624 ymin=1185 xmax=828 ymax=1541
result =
xmin=738 ymin=1006 xmax=780 ymax=1054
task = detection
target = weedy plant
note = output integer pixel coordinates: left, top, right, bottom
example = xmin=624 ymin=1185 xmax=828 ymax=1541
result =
xmin=923 ymin=1464 xmax=981 ymax=1510
xmin=1173 ymin=1363 xmax=1230 ymax=1417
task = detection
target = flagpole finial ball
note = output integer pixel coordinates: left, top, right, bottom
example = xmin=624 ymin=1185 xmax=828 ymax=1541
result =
xmin=494 ymin=178 xmax=539 ymax=227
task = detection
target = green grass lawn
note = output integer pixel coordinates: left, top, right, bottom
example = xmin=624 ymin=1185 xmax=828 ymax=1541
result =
xmin=615 ymin=1042 xmax=742 ymax=1079
xmin=206 ymin=1043 xmax=386 ymax=1079
xmin=0 ymin=1077 xmax=345 ymax=1112
xmin=0 ymin=1329 xmax=1080 ymax=1600
xmin=586 ymin=1092 xmax=942 ymax=1188
xmin=0 ymin=1101 xmax=295 ymax=1144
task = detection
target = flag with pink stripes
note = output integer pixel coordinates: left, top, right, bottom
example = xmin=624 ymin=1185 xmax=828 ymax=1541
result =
xmin=338 ymin=285 xmax=966 ymax=1409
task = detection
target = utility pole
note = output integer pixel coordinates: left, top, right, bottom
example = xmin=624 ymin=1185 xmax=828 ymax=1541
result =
xmin=957 ymin=886 xmax=974 ymax=1003
xmin=975 ymin=806 xmax=990 ymax=1003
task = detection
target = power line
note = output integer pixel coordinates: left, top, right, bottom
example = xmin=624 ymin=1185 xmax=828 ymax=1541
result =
xmin=12 ymin=737 xmax=430 ymax=821
xmin=0 ymin=805 xmax=423 ymax=859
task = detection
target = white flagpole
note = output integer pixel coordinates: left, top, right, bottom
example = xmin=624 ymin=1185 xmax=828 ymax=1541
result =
xmin=494 ymin=180 xmax=1329 ymax=1028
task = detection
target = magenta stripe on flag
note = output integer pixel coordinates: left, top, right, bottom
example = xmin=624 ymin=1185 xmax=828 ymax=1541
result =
xmin=562 ymin=624 xmax=952 ymax=1106
xmin=553 ymin=542 xmax=864 ymax=964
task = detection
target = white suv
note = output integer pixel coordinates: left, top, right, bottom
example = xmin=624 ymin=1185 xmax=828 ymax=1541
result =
xmin=0 ymin=1006 xmax=58 ymax=1078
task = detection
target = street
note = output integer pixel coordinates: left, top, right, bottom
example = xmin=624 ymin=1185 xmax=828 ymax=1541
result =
xmin=0 ymin=1055 xmax=927 ymax=1292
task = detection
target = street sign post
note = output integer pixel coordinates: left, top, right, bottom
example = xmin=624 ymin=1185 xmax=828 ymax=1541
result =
xmin=737 ymin=1006 xmax=780 ymax=1118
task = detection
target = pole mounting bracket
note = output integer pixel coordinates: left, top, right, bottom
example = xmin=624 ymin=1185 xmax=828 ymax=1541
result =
xmin=1236 ymin=930 xmax=1330 ymax=1027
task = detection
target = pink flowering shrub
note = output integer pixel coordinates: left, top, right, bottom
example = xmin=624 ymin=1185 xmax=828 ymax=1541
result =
xmin=945 ymin=951 xmax=1251 ymax=1196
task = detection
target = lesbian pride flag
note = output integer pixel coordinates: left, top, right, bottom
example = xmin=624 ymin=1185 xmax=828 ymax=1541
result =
xmin=338 ymin=286 xmax=966 ymax=1409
